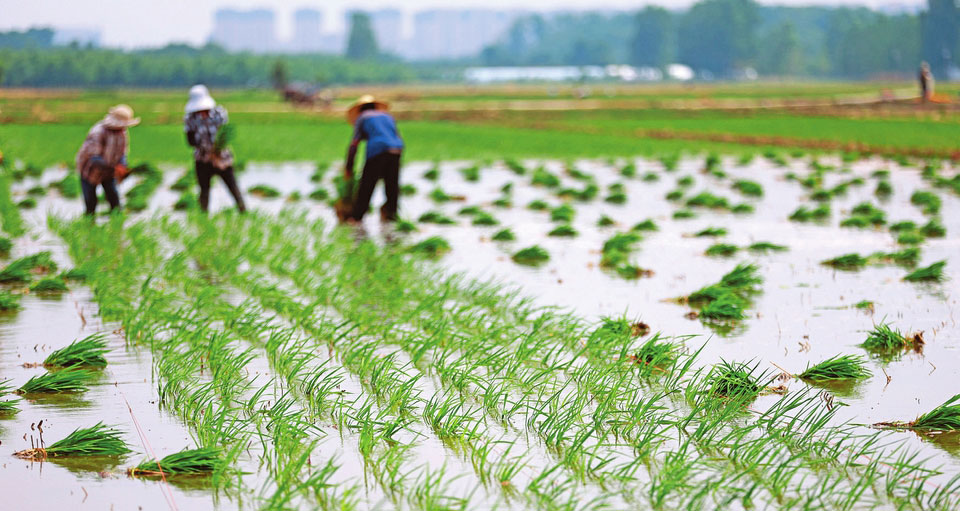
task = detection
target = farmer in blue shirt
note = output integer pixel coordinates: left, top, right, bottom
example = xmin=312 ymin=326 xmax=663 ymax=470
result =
xmin=344 ymin=95 xmax=404 ymax=223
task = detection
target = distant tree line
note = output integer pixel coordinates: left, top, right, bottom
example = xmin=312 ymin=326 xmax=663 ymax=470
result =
xmin=481 ymin=0 xmax=939 ymax=79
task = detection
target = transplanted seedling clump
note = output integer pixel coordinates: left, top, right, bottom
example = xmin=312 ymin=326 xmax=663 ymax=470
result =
xmin=14 ymin=422 xmax=130 ymax=460
xmin=798 ymin=354 xmax=872 ymax=381
xmin=130 ymin=447 xmax=224 ymax=477
xmin=44 ymin=333 xmax=109 ymax=368
xmin=903 ymin=261 xmax=947 ymax=282
xmin=512 ymin=246 xmax=550 ymax=266
xmin=408 ymin=236 xmax=451 ymax=259
xmin=861 ymin=322 xmax=923 ymax=357
xmin=875 ymin=394 xmax=960 ymax=432
xmin=16 ymin=368 xmax=94 ymax=394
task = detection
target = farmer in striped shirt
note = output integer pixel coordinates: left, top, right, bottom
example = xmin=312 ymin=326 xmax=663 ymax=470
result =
xmin=75 ymin=104 xmax=139 ymax=215
xmin=184 ymin=85 xmax=246 ymax=213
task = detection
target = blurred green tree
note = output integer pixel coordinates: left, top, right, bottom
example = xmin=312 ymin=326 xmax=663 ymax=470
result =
xmin=629 ymin=7 xmax=673 ymax=68
xmin=346 ymin=12 xmax=379 ymax=60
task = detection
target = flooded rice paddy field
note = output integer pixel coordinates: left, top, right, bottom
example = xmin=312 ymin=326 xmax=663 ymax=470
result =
xmin=0 ymin=152 xmax=958 ymax=510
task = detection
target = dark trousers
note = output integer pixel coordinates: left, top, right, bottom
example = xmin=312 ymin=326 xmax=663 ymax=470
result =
xmin=351 ymin=152 xmax=400 ymax=221
xmin=81 ymin=177 xmax=120 ymax=215
xmin=196 ymin=160 xmax=246 ymax=213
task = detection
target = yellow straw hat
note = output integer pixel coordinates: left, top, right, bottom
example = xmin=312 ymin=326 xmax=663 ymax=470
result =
xmin=102 ymin=104 xmax=141 ymax=129
xmin=346 ymin=94 xmax=388 ymax=124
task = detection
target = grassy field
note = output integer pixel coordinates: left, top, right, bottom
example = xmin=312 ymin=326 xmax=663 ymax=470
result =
xmin=2 ymin=82 xmax=960 ymax=167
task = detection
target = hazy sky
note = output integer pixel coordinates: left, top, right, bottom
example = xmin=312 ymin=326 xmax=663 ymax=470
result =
xmin=0 ymin=0 xmax=924 ymax=48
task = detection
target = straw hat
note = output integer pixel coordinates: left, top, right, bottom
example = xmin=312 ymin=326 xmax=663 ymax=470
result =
xmin=102 ymin=104 xmax=141 ymax=129
xmin=347 ymin=94 xmax=388 ymax=124
xmin=185 ymin=84 xmax=216 ymax=114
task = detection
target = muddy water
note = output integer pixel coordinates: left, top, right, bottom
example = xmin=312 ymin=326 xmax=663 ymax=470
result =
xmin=4 ymin=156 xmax=959 ymax=508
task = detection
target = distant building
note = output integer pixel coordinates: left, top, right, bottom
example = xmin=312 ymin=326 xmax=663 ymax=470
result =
xmin=53 ymin=28 xmax=101 ymax=47
xmin=406 ymin=10 xmax=519 ymax=60
xmin=369 ymin=9 xmax=403 ymax=56
xmin=291 ymin=8 xmax=323 ymax=53
xmin=210 ymin=9 xmax=277 ymax=53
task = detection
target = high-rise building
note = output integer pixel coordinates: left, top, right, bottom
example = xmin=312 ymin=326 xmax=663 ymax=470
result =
xmin=406 ymin=10 xmax=519 ymax=60
xmin=291 ymin=8 xmax=323 ymax=53
xmin=209 ymin=9 xmax=277 ymax=53
xmin=369 ymin=9 xmax=403 ymax=56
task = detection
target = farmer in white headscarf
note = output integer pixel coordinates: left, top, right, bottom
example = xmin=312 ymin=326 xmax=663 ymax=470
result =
xmin=75 ymin=104 xmax=139 ymax=215
xmin=184 ymin=85 xmax=246 ymax=213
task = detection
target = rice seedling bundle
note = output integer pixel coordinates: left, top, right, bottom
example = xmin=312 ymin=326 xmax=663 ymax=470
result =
xmin=457 ymin=205 xmax=482 ymax=216
xmin=631 ymin=219 xmax=658 ymax=232
xmin=632 ymin=337 xmax=679 ymax=377
xmin=705 ymin=243 xmax=738 ymax=257
xmin=30 ymin=276 xmax=68 ymax=293
xmin=641 ymin=172 xmax=659 ymax=182
xmin=170 ymin=171 xmax=195 ymax=191
xmin=665 ymin=189 xmax=684 ymax=201
xmin=394 ymin=219 xmax=418 ymax=233
xmin=0 ymin=236 xmax=11 ymax=253
xmin=332 ymin=174 xmax=356 ymax=222
xmin=248 ymin=185 xmax=281 ymax=199
xmin=896 ymin=230 xmax=925 ymax=245
xmin=861 ymin=322 xmax=921 ymax=353
xmin=16 ymin=368 xmax=94 ymax=394
xmin=619 ymin=162 xmax=636 ymax=178
xmin=789 ymin=204 xmax=830 ymax=222
xmin=731 ymin=203 xmax=755 ymax=214
xmin=130 ymin=447 xmax=224 ymax=476
xmin=673 ymin=209 xmax=696 ymax=219
xmin=44 ymin=333 xmax=108 ymax=368
xmin=308 ymin=188 xmax=330 ymax=202
xmin=615 ymin=264 xmax=653 ymax=279
xmin=14 ymin=422 xmax=130 ymax=460
xmin=173 ymin=192 xmax=197 ymax=210
xmin=472 ymin=212 xmax=499 ymax=226
xmin=920 ymin=218 xmax=946 ymax=238
xmin=677 ymin=175 xmax=695 ymax=188
xmin=747 ymin=242 xmax=787 ymax=253
xmin=549 ymin=204 xmax=575 ymax=223
xmin=910 ymin=190 xmax=941 ymax=215
xmin=399 ymin=184 xmax=416 ymax=196
xmin=53 ymin=174 xmax=82 ymax=198
xmin=124 ymin=164 xmax=163 ymax=212
xmin=423 ymin=166 xmax=439 ymax=181
xmin=548 ymin=224 xmax=578 ymax=237
xmin=531 ymin=167 xmax=560 ymax=188
xmin=512 ymin=246 xmax=550 ymax=266
xmin=460 ymin=165 xmax=480 ymax=182
xmin=874 ymin=180 xmax=893 ymax=197
xmin=212 ymin=123 xmax=236 ymax=152
xmin=604 ymin=191 xmax=627 ymax=204
xmin=686 ymin=192 xmax=729 ymax=209
xmin=0 ymin=379 xmax=20 ymax=414
xmin=18 ymin=197 xmax=37 ymax=209
xmin=912 ymin=395 xmax=960 ymax=431
xmin=492 ymin=196 xmax=511 ymax=208
xmin=694 ymin=227 xmax=727 ymax=237
xmin=888 ymin=221 xmax=917 ymax=233
xmin=408 ymin=237 xmax=451 ymax=259
xmin=798 ymin=354 xmax=871 ymax=381
xmin=0 ymin=291 xmax=22 ymax=311
xmin=504 ymin=159 xmax=526 ymax=175
xmin=706 ymin=361 xmax=762 ymax=400
xmin=903 ymin=261 xmax=946 ymax=282
xmin=821 ymin=253 xmax=867 ymax=271
xmin=491 ymin=229 xmax=515 ymax=241
xmin=596 ymin=215 xmax=615 ymax=227
xmin=0 ymin=251 xmax=58 ymax=283
xmin=733 ymin=179 xmax=763 ymax=197
xmin=418 ymin=211 xmax=456 ymax=225
xmin=855 ymin=300 xmax=874 ymax=310
xmin=429 ymin=187 xmax=453 ymax=203
xmin=527 ymin=199 xmax=549 ymax=211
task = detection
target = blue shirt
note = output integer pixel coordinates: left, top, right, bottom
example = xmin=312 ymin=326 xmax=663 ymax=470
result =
xmin=352 ymin=110 xmax=404 ymax=160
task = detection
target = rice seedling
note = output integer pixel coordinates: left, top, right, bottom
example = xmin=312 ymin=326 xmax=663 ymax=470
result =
xmin=704 ymin=153 xmax=721 ymax=171
xmin=548 ymin=224 xmax=578 ymax=237
xmin=911 ymin=395 xmax=960 ymax=431
xmin=408 ymin=237 xmax=451 ymax=259
xmin=600 ymin=232 xmax=642 ymax=268
xmin=423 ymin=165 xmax=439 ymax=181
xmin=0 ymin=291 xmax=22 ymax=311
xmin=428 ymin=187 xmax=454 ymax=203
xmin=596 ymin=215 xmax=615 ymax=227
xmin=699 ymin=293 xmax=748 ymax=320
xmin=394 ymin=219 xmax=418 ymax=233
xmin=616 ymin=264 xmax=654 ymax=279
xmin=672 ymin=209 xmax=696 ymax=219
xmin=873 ymin=247 xmax=921 ymax=267
xmin=665 ymin=189 xmax=684 ymax=201
xmin=472 ymin=212 xmax=499 ymax=226
xmin=527 ymin=199 xmax=549 ymax=211
xmin=0 ymin=251 xmax=58 ymax=282
xmin=16 ymin=368 xmax=94 ymax=394
xmin=247 ymin=184 xmax=280 ymax=199
xmin=789 ymin=204 xmax=830 ymax=222
xmin=418 ymin=211 xmax=456 ymax=225
xmin=531 ymin=166 xmax=561 ymax=188
xmin=605 ymin=190 xmax=627 ymax=204
xmin=920 ymin=218 xmax=946 ymax=238
xmin=460 ymin=164 xmax=480 ymax=182
xmin=130 ymin=447 xmax=224 ymax=476
xmin=733 ymin=179 xmax=763 ymax=197
xmin=14 ymin=422 xmax=130 ymax=460
xmin=861 ymin=322 xmax=922 ymax=354
xmin=631 ymin=337 xmax=679 ymax=377
xmin=875 ymin=180 xmax=893 ymax=198
xmin=400 ymin=183 xmax=416 ymax=196
xmin=889 ymin=220 xmax=917 ymax=233
xmin=557 ymin=182 xmax=598 ymax=201
xmin=0 ymin=236 xmax=11 ymax=253
xmin=872 ymin=168 xmax=891 ymax=179
xmin=504 ymin=159 xmax=526 ymax=175
xmin=686 ymin=192 xmax=729 ymax=209
xmin=705 ymin=361 xmax=763 ymax=401
xmin=0 ymin=379 xmax=20 ymax=414
xmin=173 ymin=192 xmax=197 ymax=210
xmin=27 ymin=185 xmax=46 ymax=197
xmin=549 ymin=204 xmax=575 ymax=223
xmin=511 ymin=246 xmax=549 ymax=266
xmin=731 ymin=203 xmax=755 ymax=214
xmin=660 ymin=153 xmax=679 ymax=171
xmin=855 ymin=300 xmax=875 ymax=310
xmin=492 ymin=196 xmax=511 ymax=208
xmin=286 ymin=191 xmax=301 ymax=202
xmin=52 ymin=174 xmax=82 ymax=198
xmin=307 ymin=188 xmax=330 ymax=202
xmin=797 ymin=354 xmax=872 ymax=381
xmin=821 ymin=253 xmax=867 ymax=271
xmin=30 ymin=276 xmax=68 ymax=293
xmin=910 ymin=190 xmax=941 ymax=215
xmin=631 ymin=219 xmax=658 ymax=232
xmin=457 ymin=205 xmax=481 ymax=216
xmin=705 ymin=243 xmax=738 ymax=257
xmin=18 ymin=197 xmax=37 ymax=209
xmin=491 ymin=228 xmax=515 ymax=242
xmin=641 ymin=172 xmax=659 ymax=182
xmin=619 ymin=162 xmax=636 ymax=178
xmin=124 ymin=163 xmax=163 ymax=211
xmin=677 ymin=175 xmax=695 ymax=188
xmin=694 ymin=227 xmax=727 ymax=237
xmin=747 ymin=242 xmax=787 ymax=253
xmin=44 ymin=333 xmax=108 ymax=368
xmin=903 ymin=261 xmax=946 ymax=282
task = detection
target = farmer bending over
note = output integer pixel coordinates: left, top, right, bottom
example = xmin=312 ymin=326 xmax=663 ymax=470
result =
xmin=184 ymin=85 xmax=246 ymax=213
xmin=344 ymin=95 xmax=404 ymax=223
xmin=75 ymin=104 xmax=139 ymax=215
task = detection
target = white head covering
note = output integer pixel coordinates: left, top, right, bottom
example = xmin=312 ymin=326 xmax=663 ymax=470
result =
xmin=185 ymin=84 xmax=216 ymax=114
